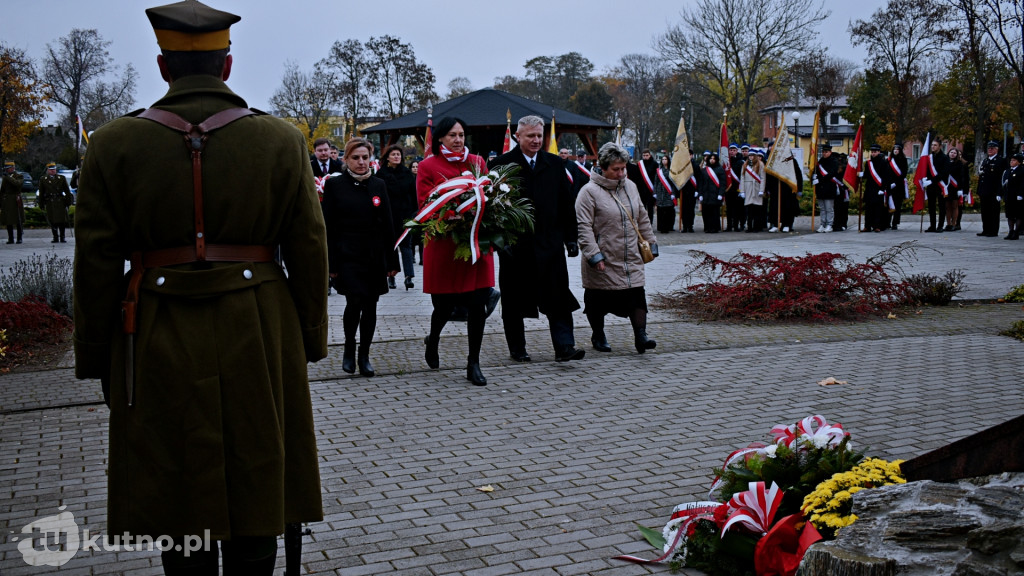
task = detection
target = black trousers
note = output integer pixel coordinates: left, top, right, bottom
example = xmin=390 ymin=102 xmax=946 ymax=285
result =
xmin=981 ymin=194 xmax=1001 ymax=234
xmin=725 ymin=191 xmax=745 ymax=230
xmin=680 ymin=195 xmax=696 ymax=231
xmin=656 ymin=205 xmax=676 ymax=233
xmin=702 ymin=204 xmax=721 ymax=232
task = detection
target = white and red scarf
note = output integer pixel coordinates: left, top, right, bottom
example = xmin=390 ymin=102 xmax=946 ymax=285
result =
xmin=440 ymin=144 xmax=469 ymax=163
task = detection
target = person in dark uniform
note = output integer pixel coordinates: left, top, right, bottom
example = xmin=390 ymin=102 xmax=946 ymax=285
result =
xmin=634 ymin=149 xmax=658 ymax=227
xmin=833 ymin=153 xmax=850 ymax=231
xmin=490 ymin=115 xmax=584 ymax=363
xmin=72 ymin=2 xmax=329 ymax=573
xmin=562 ymin=147 xmax=590 ymax=200
xmin=678 ymin=148 xmax=698 ymax=233
xmin=813 ymin=144 xmax=840 ymax=232
xmin=725 ymin=143 xmax=745 ymax=231
xmin=946 ymin=147 xmax=969 ymax=231
xmin=887 ymin=143 xmax=909 ymax=230
xmin=322 ymin=138 xmax=400 ymax=376
xmin=978 ymin=141 xmax=1007 ymax=237
xmin=861 ymin=144 xmax=893 ymax=232
xmin=0 ymin=162 xmax=24 ymax=244
xmin=923 ymin=139 xmax=949 ymax=232
xmin=37 ymin=162 xmax=74 ymax=242
xmin=1002 ymin=153 xmax=1023 ymax=240
xmin=697 ymin=152 xmax=726 ymax=233
xmin=654 ymin=154 xmax=678 ymax=233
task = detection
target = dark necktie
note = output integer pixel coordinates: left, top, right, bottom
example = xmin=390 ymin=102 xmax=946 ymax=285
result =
xmin=322 ymin=162 xmax=328 ymax=174
xmin=529 ymin=159 xmax=536 ymax=171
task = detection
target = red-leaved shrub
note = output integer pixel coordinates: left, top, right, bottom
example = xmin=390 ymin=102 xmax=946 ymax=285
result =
xmin=656 ymin=250 xmax=913 ymax=321
xmin=0 ymin=295 xmax=72 ymax=355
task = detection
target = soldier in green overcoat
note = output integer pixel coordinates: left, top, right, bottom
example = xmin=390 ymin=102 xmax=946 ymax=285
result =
xmin=0 ymin=161 xmax=24 ymax=244
xmin=72 ymin=2 xmax=328 ymax=573
xmin=37 ymin=162 xmax=74 ymax=242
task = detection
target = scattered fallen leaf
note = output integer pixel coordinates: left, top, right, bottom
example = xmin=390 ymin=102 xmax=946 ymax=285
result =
xmin=476 ymin=485 xmax=494 ymax=493
xmin=887 ymin=313 xmax=897 ymax=319
xmin=916 ymin=310 xmax=923 ymax=315
xmin=998 ymin=298 xmax=1006 ymax=303
xmin=817 ymin=377 xmax=848 ymax=386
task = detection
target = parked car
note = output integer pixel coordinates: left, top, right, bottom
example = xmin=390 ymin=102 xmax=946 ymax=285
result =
xmin=18 ymin=171 xmax=33 ymax=193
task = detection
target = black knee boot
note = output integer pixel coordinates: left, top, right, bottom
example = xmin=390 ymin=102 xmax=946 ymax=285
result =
xmin=588 ymin=313 xmax=610 ymax=352
xmin=629 ymin=309 xmax=656 ymax=354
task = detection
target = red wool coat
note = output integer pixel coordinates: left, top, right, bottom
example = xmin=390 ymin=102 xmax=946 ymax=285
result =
xmin=415 ymin=154 xmax=495 ymax=294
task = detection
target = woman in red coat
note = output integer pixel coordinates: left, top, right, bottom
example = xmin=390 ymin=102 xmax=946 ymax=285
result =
xmin=416 ymin=116 xmax=495 ymax=386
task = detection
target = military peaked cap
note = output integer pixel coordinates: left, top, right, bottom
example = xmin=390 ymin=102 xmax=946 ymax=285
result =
xmin=869 ymin=144 xmax=882 ymax=151
xmin=987 ymin=140 xmax=1000 ymax=148
xmin=146 ymin=0 xmax=240 ymax=52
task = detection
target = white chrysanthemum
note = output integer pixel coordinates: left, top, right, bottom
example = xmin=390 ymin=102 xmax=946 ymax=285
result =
xmin=499 ymin=183 xmax=510 ymax=193
xmin=763 ymin=445 xmax=778 ymax=458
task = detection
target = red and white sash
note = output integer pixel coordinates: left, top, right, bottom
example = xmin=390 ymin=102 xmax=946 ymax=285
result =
xmin=868 ymin=161 xmax=884 ymax=187
xmin=575 ymin=160 xmax=591 ymax=177
xmin=727 ymin=163 xmax=740 ymax=185
xmin=656 ymin=168 xmax=674 ymax=192
xmin=889 ymin=157 xmax=903 ymax=177
xmin=638 ymin=159 xmax=656 ymax=193
xmin=565 ymin=168 xmax=573 ymax=184
xmin=704 ymin=166 xmax=720 ymax=187
xmin=744 ymin=164 xmax=762 ymax=183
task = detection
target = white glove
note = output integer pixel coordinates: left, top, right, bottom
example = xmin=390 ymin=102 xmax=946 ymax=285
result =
xmin=921 ymin=178 xmax=932 ymax=187
xmin=890 ymin=183 xmax=896 ymax=189
xmin=717 ymin=195 xmax=723 ymax=201
xmin=670 ymin=195 xmax=675 ymax=200
xmin=694 ymin=191 xmax=699 ymax=198
xmin=997 ymin=196 xmax=1002 ymax=202
xmin=878 ymin=190 xmax=884 ymax=195
xmin=699 ymin=196 xmax=703 ymax=202
xmin=857 ymin=172 xmax=864 ymax=178
xmin=812 ymin=177 xmax=819 ymax=185
xmin=958 ymin=191 xmax=963 ymax=198
xmin=739 ymin=192 xmax=745 ymax=198
xmin=758 ymin=191 xmax=764 ymax=196
xmin=1018 ymin=196 xmax=1023 ymax=201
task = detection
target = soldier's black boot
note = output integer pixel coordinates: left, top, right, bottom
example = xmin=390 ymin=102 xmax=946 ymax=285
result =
xmin=342 ymin=341 xmax=356 ymax=374
xmin=59 ymin=226 xmax=66 ymax=242
xmin=6 ymin=226 xmax=13 ymax=244
xmin=52 ymin=227 xmax=59 ymax=243
xmin=357 ymin=343 xmax=374 ymax=377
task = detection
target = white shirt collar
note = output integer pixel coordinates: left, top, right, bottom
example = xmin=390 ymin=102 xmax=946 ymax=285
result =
xmin=522 ymin=152 xmax=538 ymax=164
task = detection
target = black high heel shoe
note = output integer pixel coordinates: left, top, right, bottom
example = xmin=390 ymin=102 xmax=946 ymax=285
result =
xmin=424 ymin=335 xmax=439 ymax=369
xmin=405 ymin=277 xmax=414 ymax=290
xmin=342 ymin=343 xmax=356 ymax=374
xmin=465 ymin=362 xmax=487 ymax=386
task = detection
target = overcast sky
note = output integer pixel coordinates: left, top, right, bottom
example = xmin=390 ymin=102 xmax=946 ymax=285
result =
xmin=6 ymin=0 xmax=887 ymax=125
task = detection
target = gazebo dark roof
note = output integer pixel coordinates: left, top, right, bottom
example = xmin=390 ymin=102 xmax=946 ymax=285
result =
xmin=362 ymin=88 xmax=614 ymax=156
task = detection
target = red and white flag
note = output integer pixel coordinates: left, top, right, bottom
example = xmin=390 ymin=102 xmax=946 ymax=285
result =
xmin=843 ymin=122 xmax=863 ymax=190
xmin=912 ymin=133 xmax=931 ymax=214
xmin=719 ymin=118 xmax=732 ymax=189
xmin=424 ymin=114 xmax=434 ymax=158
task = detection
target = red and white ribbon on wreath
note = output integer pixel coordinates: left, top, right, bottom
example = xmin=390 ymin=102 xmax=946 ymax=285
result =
xmin=394 ymin=170 xmax=492 ymax=263
xmin=721 ymin=481 xmax=783 ymax=536
xmin=708 ymin=443 xmax=767 ymax=497
xmin=613 ymin=500 xmax=721 ymax=564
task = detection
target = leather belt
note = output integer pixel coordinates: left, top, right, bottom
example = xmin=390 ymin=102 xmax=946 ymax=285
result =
xmin=140 ymin=244 xmax=274 ymax=268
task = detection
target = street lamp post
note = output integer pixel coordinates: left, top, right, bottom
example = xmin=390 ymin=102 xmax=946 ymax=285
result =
xmin=791 ymin=110 xmax=801 ymax=152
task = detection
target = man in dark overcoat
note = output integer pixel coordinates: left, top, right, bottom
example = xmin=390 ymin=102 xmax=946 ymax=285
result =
xmin=978 ymin=140 xmax=1007 ymax=237
xmin=37 ymin=162 xmax=74 ymax=242
xmin=72 ymin=1 xmax=328 ymax=573
xmin=490 ymin=115 xmax=584 ymax=363
xmin=0 ymin=162 xmax=24 ymax=244
xmin=862 ymin=144 xmax=894 ymax=232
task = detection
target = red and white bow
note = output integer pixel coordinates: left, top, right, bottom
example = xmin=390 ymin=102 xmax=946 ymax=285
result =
xmin=771 ymin=415 xmax=847 ymax=449
xmin=721 ymin=481 xmax=783 ymax=536
xmin=395 ymin=170 xmax=492 ymax=263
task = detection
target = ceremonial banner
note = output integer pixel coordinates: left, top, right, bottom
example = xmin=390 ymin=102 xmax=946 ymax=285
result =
xmin=669 ymin=112 xmax=693 ymax=189
xmin=502 ymin=108 xmax=515 ymax=153
xmin=547 ymin=113 xmax=558 ymax=155
xmin=912 ymin=132 xmax=932 ymax=214
xmin=719 ymin=117 xmax=731 ymax=189
xmin=844 ymin=121 xmax=863 ymax=189
xmin=765 ymin=115 xmax=797 ymax=191
xmin=808 ymin=109 xmax=821 ymax=176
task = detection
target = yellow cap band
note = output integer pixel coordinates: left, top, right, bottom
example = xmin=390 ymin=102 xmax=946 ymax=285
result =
xmin=154 ymin=28 xmax=229 ymax=51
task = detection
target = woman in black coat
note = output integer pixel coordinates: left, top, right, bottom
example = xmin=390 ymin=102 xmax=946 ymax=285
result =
xmin=322 ymin=138 xmax=400 ymax=376
xmin=377 ymin=144 xmax=418 ymax=289
xmin=697 ymin=153 xmax=726 ymax=233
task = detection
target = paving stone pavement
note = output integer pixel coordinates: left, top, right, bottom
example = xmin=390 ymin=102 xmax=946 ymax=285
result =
xmin=1 ymin=219 xmax=1023 ymax=575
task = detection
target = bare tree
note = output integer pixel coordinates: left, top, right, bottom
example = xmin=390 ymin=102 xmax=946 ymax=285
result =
xmin=790 ymin=55 xmax=855 ymax=139
xmin=446 ymin=77 xmax=473 ymax=100
xmin=42 ymin=29 xmax=137 ymax=132
xmin=324 ymin=39 xmax=372 ymax=126
xmin=0 ymin=43 xmax=47 ymax=160
xmin=977 ymin=0 xmax=1024 ymax=132
xmin=657 ymin=0 xmax=828 ymax=143
xmin=606 ymin=54 xmax=679 ymax=152
xmin=269 ymin=60 xmax=340 ymax=139
xmin=849 ymin=0 xmax=952 ymax=142
xmin=365 ymin=35 xmax=438 ymax=119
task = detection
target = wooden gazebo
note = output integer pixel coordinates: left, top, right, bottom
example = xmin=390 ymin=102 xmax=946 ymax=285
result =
xmin=361 ymin=88 xmax=615 ymax=158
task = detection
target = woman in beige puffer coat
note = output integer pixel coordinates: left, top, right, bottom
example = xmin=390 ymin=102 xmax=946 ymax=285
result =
xmin=575 ymin=142 xmax=659 ymax=355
